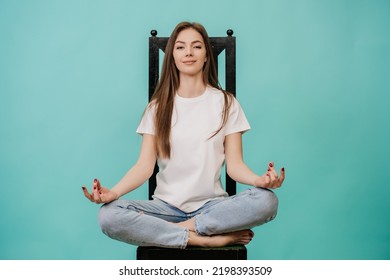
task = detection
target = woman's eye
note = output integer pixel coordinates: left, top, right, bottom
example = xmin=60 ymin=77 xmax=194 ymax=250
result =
xmin=194 ymin=45 xmax=202 ymax=49
xmin=176 ymin=46 xmax=184 ymax=50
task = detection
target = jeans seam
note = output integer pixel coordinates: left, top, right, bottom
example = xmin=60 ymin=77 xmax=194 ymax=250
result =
xmin=125 ymin=205 xmax=185 ymax=221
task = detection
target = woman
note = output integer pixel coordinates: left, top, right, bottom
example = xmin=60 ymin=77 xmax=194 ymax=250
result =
xmin=82 ymin=22 xmax=285 ymax=248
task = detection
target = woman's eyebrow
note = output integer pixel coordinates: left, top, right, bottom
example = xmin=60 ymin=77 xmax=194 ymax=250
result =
xmin=175 ymin=40 xmax=204 ymax=45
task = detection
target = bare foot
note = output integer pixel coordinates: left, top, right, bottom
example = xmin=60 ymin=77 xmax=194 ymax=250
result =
xmin=187 ymin=230 xmax=254 ymax=247
xmin=175 ymin=218 xmax=196 ymax=231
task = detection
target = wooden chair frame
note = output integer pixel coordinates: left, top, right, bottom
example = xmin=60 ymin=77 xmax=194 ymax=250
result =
xmin=147 ymin=29 xmax=237 ymax=198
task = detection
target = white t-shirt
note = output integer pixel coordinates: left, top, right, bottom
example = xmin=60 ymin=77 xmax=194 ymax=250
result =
xmin=136 ymin=86 xmax=251 ymax=212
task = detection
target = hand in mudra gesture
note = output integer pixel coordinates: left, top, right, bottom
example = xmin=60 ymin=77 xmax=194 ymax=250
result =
xmin=82 ymin=179 xmax=118 ymax=204
xmin=254 ymin=162 xmax=285 ymax=189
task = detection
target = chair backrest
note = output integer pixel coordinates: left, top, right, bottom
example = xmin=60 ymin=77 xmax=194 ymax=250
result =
xmin=147 ymin=29 xmax=237 ymax=199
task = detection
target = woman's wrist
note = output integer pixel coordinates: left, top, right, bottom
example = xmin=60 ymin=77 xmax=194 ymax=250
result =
xmin=111 ymin=189 xmax=120 ymax=200
xmin=253 ymin=175 xmax=264 ymax=188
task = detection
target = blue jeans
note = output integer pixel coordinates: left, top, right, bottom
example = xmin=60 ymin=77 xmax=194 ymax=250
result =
xmin=98 ymin=187 xmax=278 ymax=249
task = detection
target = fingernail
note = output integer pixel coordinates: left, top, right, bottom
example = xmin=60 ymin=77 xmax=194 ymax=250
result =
xmin=99 ymin=192 xmax=102 ymax=195
xmin=282 ymin=167 xmax=285 ymax=172
xmin=269 ymin=162 xmax=273 ymax=167
xmin=93 ymin=186 xmax=96 ymax=190
xmin=81 ymin=186 xmax=86 ymax=190
xmin=94 ymin=178 xmax=97 ymax=183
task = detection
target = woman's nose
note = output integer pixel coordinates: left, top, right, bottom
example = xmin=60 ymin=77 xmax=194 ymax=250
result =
xmin=185 ymin=48 xmax=193 ymax=56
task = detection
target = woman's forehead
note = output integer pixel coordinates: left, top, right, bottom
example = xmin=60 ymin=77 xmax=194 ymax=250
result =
xmin=175 ymin=28 xmax=204 ymax=43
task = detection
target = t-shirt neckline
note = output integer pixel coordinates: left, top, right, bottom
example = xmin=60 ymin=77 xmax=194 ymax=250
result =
xmin=175 ymin=86 xmax=210 ymax=103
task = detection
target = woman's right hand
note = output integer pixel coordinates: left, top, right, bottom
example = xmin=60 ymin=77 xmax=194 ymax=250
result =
xmin=82 ymin=178 xmax=119 ymax=204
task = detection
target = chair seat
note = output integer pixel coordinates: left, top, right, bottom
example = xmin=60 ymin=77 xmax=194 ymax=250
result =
xmin=136 ymin=245 xmax=247 ymax=260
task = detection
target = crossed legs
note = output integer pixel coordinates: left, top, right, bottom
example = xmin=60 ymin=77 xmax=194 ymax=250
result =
xmin=98 ymin=187 xmax=278 ymax=248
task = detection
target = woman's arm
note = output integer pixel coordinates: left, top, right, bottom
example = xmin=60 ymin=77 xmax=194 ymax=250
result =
xmin=82 ymin=134 xmax=157 ymax=203
xmin=224 ymin=132 xmax=285 ymax=189
xmin=110 ymin=133 xmax=157 ymax=197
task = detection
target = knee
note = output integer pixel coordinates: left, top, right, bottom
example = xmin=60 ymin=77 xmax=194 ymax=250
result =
xmin=265 ymin=190 xmax=278 ymax=221
xmin=251 ymin=188 xmax=279 ymax=223
xmin=98 ymin=203 xmax=117 ymax=234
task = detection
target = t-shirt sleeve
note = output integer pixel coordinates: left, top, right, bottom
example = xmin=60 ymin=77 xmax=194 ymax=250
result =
xmin=136 ymin=104 xmax=155 ymax=135
xmin=224 ymin=98 xmax=251 ymax=136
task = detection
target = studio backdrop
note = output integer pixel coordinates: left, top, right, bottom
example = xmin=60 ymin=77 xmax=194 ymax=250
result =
xmin=1 ymin=0 xmax=389 ymax=260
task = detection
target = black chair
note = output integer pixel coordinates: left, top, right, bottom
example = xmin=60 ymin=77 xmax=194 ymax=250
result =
xmin=136 ymin=29 xmax=247 ymax=260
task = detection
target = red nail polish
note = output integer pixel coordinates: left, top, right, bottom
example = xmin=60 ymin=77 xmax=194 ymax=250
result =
xmin=93 ymin=186 xmax=96 ymax=190
xmin=269 ymin=162 xmax=273 ymax=167
xmin=94 ymin=179 xmax=97 ymax=183
xmin=282 ymin=167 xmax=285 ymax=172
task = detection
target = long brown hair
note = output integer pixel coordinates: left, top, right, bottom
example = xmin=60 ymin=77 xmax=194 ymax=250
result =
xmin=150 ymin=21 xmax=233 ymax=158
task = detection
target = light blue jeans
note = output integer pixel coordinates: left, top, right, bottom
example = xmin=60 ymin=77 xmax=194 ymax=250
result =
xmin=98 ymin=187 xmax=278 ymax=249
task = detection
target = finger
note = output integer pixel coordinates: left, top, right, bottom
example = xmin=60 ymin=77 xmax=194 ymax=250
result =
xmin=265 ymin=173 xmax=278 ymax=189
xmin=82 ymin=186 xmax=94 ymax=202
xmin=268 ymin=162 xmax=279 ymax=180
xmin=269 ymin=170 xmax=278 ymax=182
xmin=278 ymin=167 xmax=285 ymax=186
xmin=92 ymin=180 xmax=101 ymax=202
xmin=265 ymin=173 xmax=271 ymax=187
xmin=96 ymin=178 xmax=102 ymax=191
xmin=96 ymin=179 xmax=107 ymax=202
xmin=268 ymin=176 xmax=278 ymax=189
xmin=267 ymin=169 xmax=277 ymax=184
xmin=272 ymin=167 xmax=285 ymax=189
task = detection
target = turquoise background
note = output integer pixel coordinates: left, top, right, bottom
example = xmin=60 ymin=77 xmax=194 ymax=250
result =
xmin=1 ymin=0 xmax=389 ymax=260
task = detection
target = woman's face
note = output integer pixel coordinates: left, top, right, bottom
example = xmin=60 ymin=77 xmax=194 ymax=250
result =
xmin=173 ymin=28 xmax=207 ymax=78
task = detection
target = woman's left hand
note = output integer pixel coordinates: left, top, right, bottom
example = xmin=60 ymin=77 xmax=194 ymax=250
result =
xmin=254 ymin=162 xmax=285 ymax=189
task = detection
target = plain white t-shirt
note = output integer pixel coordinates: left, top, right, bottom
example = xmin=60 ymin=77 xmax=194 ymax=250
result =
xmin=136 ymin=86 xmax=251 ymax=212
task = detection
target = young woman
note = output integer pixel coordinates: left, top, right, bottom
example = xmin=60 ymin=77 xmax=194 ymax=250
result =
xmin=82 ymin=22 xmax=285 ymax=248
